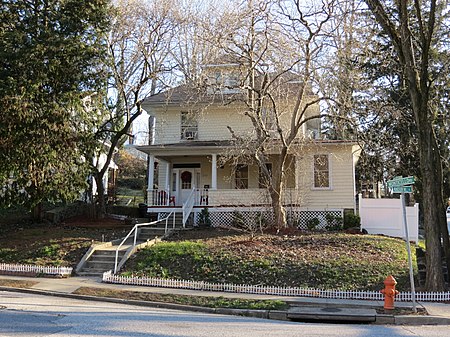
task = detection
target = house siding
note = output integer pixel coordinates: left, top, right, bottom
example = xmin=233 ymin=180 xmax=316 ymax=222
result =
xmin=296 ymin=145 xmax=358 ymax=209
xmin=147 ymin=99 xmax=319 ymax=144
xmin=151 ymin=105 xmax=254 ymax=144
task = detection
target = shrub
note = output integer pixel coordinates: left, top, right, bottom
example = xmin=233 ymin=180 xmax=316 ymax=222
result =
xmin=306 ymin=217 xmax=320 ymax=231
xmin=344 ymin=212 xmax=361 ymax=229
xmin=325 ymin=213 xmax=343 ymax=231
xmin=231 ymin=211 xmax=246 ymax=228
xmin=197 ymin=208 xmax=211 ymax=227
xmin=38 ymin=244 xmax=60 ymax=258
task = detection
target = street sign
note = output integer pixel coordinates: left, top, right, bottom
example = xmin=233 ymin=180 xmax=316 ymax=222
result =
xmin=392 ymin=186 xmax=413 ymax=193
xmin=387 ymin=176 xmax=415 ymax=187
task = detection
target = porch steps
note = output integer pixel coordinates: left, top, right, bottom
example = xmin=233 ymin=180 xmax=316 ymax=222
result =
xmin=77 ymin=212 xmax=188 ymax=276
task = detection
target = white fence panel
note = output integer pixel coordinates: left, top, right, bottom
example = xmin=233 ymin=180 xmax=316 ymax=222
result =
xmin=102 ymin=272 xmax=450 ymax=302
xmin=0 ymin=263 xmax=72 ymax=276
xmin=359 ymin=195 xmax=419 ymax=242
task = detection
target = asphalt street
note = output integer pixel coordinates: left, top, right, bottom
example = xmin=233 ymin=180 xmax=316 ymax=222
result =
xmin=1 ymin=291 xmax=450 ymax=337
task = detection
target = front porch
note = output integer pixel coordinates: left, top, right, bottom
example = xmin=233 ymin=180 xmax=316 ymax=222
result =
xmin=146 ymin=187 xmax=344 ymax=230
xmin=147 ymin=187 xmax=302 ymax=208
xmin=144 ymin=151 xmax=299 ymax=210
xmin=135 ymin=141 xmax=356 ymax=228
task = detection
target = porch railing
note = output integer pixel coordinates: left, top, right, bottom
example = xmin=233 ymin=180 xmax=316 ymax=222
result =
xmin=149 ymin=188 xmax=171 ymax=206
xmin=196 ymin=188 xmax=209 ymax=206
xmin=114 ymin=211 xmax=175 ymax=274
xmin=147 ymin=188 xmax=307 ymax=208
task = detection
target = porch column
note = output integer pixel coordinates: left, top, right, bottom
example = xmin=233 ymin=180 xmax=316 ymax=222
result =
xmin=165 ymin=162 xmax=170 ymax=191
xmin=147 ymin=154 xmax=155 ymax=191
xmin=211 ymin=154 xmax=217 ymax=190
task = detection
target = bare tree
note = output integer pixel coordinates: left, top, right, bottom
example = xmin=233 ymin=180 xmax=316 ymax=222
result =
xmin=91 ymin=0 xmax=178 ymax=216
xmin=197 ymin=0 xmax=336 ymax=229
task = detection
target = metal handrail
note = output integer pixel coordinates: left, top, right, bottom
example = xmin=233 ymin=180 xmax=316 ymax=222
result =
xmin=182 ymin=188 xmax=196 ymax=227
xmin=114 ymin=211 xmax=174 ymax=274
xmin=164 ymin=210 xmax=176 ymax=234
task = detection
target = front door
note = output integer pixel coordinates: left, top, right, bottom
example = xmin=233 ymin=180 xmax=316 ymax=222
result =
xmin=180 ymin=169 xmax=194 ymax=204
xmin=175 ymin=168 xmax=200 ymax=206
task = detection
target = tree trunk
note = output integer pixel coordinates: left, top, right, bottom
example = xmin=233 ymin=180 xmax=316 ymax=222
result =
xmin=94 ymin=174 xmax=106 ymax=219
xmin=269 ymin=186 xmax=287 ymax=230
xmin=418 ymin=123 xmax=446 ymax=291
xmin=440 ymin=207 xmax=450 ymax=287
xmin=32 ymin=202 xmax=43 ymax=222
xmin=268 ymin=149 xmax=288 ymax=230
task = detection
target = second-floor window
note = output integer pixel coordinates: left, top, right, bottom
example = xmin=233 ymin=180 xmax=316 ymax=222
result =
xmin=181 ymin=111 xmax=198 ymax=140
xmin=261 ymin=108 xmax=276 ymax=132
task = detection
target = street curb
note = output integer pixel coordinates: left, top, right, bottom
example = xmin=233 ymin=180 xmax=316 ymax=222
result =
xmin=0 ymin=286 xmax=268 ymax=319
xmin=0 ymin=286 xmax=216 ymax=314
xmin=394 ymin=315 xmax=450 ymax=325
xmin=1 ymin=285 xmax=449 ymax=325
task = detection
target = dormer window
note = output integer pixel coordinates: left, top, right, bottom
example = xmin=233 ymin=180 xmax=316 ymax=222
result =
xmin=211 ymin=71 xmax=239 ymax=89
xmin=224 ymin=73 xmax=239 ymax=88
xmin=204 ymin=64 xmax=241 ymax=94
xmin=181 ymin=111 xmax=198 ymax=140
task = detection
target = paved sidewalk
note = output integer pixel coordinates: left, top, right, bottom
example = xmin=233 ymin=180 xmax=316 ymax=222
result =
xmin=1 ymin=274 xmax=450 ymax=325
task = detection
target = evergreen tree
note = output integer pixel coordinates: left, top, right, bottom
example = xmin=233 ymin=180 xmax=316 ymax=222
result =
xmin=0 ymin=0 xmax=110 ymax=218
xmin=362 ymin=0 xmax=450 ymax=290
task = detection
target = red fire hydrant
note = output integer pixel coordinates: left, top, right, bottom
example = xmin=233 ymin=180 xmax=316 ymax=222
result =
xmin=381 ymin=275 xmax=399 ymax=310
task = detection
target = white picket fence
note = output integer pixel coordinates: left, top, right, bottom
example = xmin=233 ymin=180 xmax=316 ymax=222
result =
xmin=0 ymin=263 xmax=72 ymax=276
xmin=102 ymin=271 xmax=450 ymax=302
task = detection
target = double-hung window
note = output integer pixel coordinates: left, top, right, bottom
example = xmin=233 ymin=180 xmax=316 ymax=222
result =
xmin=235 ymin=164 xmax=248 ymax=189
xmin=313 ymin=154 xmax=330 ymax=188
xmin=261 ymin=107 xmax=276 ymax=132
xmin=181 ymin=111 xmax=198 ymax=140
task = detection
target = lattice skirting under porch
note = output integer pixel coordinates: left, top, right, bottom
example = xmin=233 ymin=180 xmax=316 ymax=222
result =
xmin=291 ymin=209 xmax=343 ymax=229
xmin=194 ymin=208 xmax=343 ymax=229
xmin=102 ymin=271 xmax=450 ymax=302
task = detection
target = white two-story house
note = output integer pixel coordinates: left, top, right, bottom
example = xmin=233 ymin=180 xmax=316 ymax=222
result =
xmin=136 ymin=63 xmax=360 ymax=228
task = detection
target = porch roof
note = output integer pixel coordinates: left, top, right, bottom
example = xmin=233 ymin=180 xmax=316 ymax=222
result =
xmin=135 ymin=140 xmax=232 ymax=156
xmin=134 ymin=139 xmax=358 ymax=157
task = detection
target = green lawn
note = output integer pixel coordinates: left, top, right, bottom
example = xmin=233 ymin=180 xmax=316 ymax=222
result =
xmin=115 ymin=187 xmax=145 ymax=206
xmin=122 ymin=231 xmax=415 ymax=291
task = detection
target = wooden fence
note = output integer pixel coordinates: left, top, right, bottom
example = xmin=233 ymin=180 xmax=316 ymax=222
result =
xmin=102 ymin=271 xmax=450 ymax=302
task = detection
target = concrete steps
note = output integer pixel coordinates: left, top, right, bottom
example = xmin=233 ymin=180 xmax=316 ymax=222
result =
xmin=136 ymin=214 xmax=185 ymax=240
xmin=77 ymin=247 xmax=129 ymax=276
xmin=77 ymin=212 xmax=188 ymax=276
